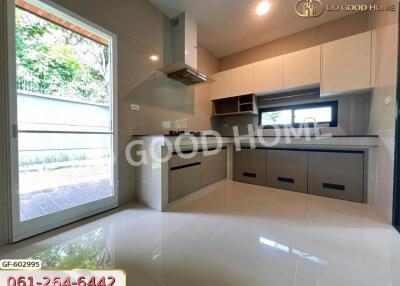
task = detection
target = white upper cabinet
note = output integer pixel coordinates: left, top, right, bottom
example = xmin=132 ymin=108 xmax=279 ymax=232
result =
xmin=211 ymin=70 xmax=232 ymax=100
xmin=284 ymin=46 xmax=321 ymax=89
xmin=321 ymin=31 xmax=372 ymax=95
xmin=231 ymin=64 xmax=254 ymax=96
xmin=211 ymin=31 xmax=373 ymax=101
xmin=254 ymin=56 xmax=284 ymax=93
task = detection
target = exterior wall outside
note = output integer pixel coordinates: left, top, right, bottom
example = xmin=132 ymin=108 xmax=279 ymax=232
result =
xmin=50 ymin=0 xmax=220 ymax=204
xmin=220 ymin=12 xmax=370 ymax=71
xmin=17 ymin=92 xmax=110 ymax=131
xmin=368 ymin=2 xmax=398 ymax=222
xmin=17 ymin=92 xmax=111 ymax=156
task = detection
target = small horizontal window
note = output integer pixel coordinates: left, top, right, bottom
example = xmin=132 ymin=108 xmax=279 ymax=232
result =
xmin=259 ymin=101 xmax=338 ymax=129
xmin=261 ymin=110 xmax=291 ymax=126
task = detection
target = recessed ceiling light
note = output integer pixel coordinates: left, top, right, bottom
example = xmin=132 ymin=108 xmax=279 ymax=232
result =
xmin=149 ymin=54 xmax=159 ymax=62
xmin=256 ymin=1 xmax=271 ymax=16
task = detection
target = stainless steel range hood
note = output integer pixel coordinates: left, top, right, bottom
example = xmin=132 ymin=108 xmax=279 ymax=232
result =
xmin=161 ymin=13 xmax=209 ymax=86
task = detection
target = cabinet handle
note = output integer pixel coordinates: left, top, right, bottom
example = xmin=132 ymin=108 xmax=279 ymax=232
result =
xmin=243 ymin=172 xmax=256 ymax=178
xmin=278 ymin=177 xmax=295 ymax=183
xmin=170 ymin=162 xmax=201 ymax=171
xmin=323 ymin=183 xmax=345 ymax=191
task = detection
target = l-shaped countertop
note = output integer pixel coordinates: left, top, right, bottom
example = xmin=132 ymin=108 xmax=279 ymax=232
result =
xmin=131 ymin=134 xmax=380 ymax=149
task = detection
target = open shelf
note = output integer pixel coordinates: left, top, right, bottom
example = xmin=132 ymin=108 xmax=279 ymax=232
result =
xmin=212 ymin=111 xmax=257 ymax=117
xmin=212 ymin=94 xmax=258 ymax=117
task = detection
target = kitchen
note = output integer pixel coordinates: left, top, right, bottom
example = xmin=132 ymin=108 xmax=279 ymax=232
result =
xmin=132 ymin=7 xmax=384 ymax=213
xmin=0 ymin=0 xmax=400 ymax=285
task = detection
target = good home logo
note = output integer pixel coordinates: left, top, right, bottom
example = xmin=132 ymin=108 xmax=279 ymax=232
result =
xmin=296 ymin=0 xmax=396 ymax=18
xmin=295 ymin=0 xmax=324 ymax=18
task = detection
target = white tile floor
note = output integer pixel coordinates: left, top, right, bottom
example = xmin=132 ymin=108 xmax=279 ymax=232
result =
xmin=1 ymin=180 xmax=400 ymax=286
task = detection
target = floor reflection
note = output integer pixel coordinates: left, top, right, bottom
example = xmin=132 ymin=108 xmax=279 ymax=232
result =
xmin=1 ymin=180 xmax=399 ymax=286
xmin=260 ymin=236 xmax=328 ymax=266
xmin=29 ymin=224 xmax=114 ymax=269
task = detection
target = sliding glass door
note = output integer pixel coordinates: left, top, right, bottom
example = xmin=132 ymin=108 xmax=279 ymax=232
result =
xmin=8 ymin=0 xmax=118 ymax=241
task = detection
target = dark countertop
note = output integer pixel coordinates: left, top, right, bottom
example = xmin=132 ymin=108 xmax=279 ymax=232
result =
xmin=132 ymin=134 xmax=379 ymax=138
xmin=218 ymin=135 xmax=380 ymax=138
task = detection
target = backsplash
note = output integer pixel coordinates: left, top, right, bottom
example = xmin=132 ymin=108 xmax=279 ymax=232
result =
xmin=212 ymin=91 xmax=372 ymax=136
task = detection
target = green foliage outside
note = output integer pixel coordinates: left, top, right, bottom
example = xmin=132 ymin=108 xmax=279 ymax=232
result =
xmin=31 ymin=227 xmax=113 ymax=269
xmin=16 ymin=8 xmax=110 ymax=104
xmin=19 ymin=150 xmax=111 ymax=166
xmin=262 ymin=111 xmax=284 ymax=125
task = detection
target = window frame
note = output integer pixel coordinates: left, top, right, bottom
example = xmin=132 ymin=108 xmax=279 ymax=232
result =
xmin=258 ymin=101 xmax=338 ymax=129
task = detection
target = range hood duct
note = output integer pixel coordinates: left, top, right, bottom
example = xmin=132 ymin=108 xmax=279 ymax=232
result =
xmin=161 ymin=13 xmax=209 ymax=86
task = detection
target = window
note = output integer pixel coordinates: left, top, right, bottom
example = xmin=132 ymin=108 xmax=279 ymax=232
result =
xmin=261 ymin=109 xmax=292 ymax=126
xmin=259 ymin=101 xmax=338 ymax=128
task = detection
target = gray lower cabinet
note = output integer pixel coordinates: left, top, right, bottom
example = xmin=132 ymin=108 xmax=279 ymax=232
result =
xmin=267 ymin=150 xmax=308 ymax=193
xmin=234 ymin=148 xmax=267 ymax=186
xmin=170 ymin=157 xmax=202 ymax=202
xmin=201 ymin=153 xmax=214 ymax=187
xmin=201 ymin=148 xmax=228 ymax=187
xmin=170 ymin=148 xmax=228 ymax=202
xmin=308 ymin=151 xmax=364 ymax=203
xmin=214 ymin=148 xmax=227 ymax=182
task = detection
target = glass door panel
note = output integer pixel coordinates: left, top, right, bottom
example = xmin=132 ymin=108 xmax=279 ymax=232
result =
xmin=18 ymin=133 xmax=114 ymax=221
xmin=10 ymin=0 xmax=117 ymax=241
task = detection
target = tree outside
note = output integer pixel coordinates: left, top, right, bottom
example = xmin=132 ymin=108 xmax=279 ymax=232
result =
xmin=16 ymin=7 xmax=110 ymax=104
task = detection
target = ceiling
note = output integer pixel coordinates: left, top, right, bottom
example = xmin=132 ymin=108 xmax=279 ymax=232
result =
xmin=149 ymin=0 xmax=373 ymax=58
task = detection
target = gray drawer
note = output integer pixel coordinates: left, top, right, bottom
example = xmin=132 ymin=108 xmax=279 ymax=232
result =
xmin=170 ymin=163 xmax=201 ymax=202
xmin=201 ymin=153 xmax=214 ymax=187
xmin=234 ymin=148 xmax=267 ymax=186
xmin=201 ymin=148 xmax=227 ymax=187
xmin=308 ymin=151 xmax=364 ymax=203
xmin=170 ymin=152 xmax=201 ymax=168
xmin=214 ymin=148 xmax=227 ymax=182
xmin=267 ymin=150 xmax=308 ymax=193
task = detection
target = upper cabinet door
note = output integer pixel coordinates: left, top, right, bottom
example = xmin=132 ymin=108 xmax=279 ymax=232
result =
xmin=231 ymin=64 xmax=254 ymax=96
xmin=284 ymin=46 xmax=321 ymax=89
xmin=254 ymin=56 xmax=284 ymax=94
xmin=321 ymin=31 xmax=372 ymax=95
xmin=211 ymin=70 xmax=232 ymax=100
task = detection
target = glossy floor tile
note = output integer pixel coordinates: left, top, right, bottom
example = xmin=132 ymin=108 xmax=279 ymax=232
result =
xmin=1 ymin=180 xmax=400 ymax=286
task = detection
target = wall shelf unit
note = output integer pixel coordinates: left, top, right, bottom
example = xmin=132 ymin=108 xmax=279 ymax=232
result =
xmin=212 ymin=94 xmax=258 ymax=117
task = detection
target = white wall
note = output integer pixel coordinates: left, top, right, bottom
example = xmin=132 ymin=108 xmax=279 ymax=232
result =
xmin=49 ymin=0 xmax=219 ymax=205
xmin=369 ymin=2 xmax=398 ymax=222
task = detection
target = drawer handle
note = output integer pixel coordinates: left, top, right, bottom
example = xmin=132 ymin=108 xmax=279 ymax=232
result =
xmin=243 ymin=172 xmax=256 ymax=178
xmin=323 ymin=183 xmax=345 ymax=191
xmin=278 ymin=177 xmax=295 ymax=184
xmin=170 ymin=162 xmax=201 ymax=171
